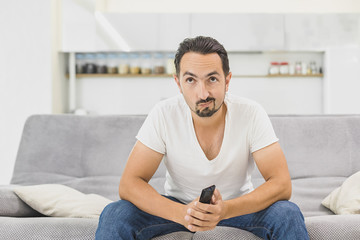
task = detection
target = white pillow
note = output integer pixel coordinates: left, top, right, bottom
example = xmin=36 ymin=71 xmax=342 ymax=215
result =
xmin=14 ymin=184 xmax=113 ymax=218
xmin=322 ymin=171 xmax=360 ymax=215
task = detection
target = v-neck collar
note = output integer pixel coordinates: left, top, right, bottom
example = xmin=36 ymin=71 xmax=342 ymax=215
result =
xmin=186 ymin=97 xmax=229 ymax=164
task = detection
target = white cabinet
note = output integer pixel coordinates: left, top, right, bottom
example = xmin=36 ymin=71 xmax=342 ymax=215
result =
xmin=91 ymin=13 xmax=190 ymax=51
xmin=98 ymin=13 xmax=159 ymax=51
xmin=158 ymin=14 xmax=190 ymax=51
xmin=324 ymin=47 xmax=360 ymax=114
xmin=190 ymin=14 xmax=284 ymax=51
xmin=284 ymin=14 xmax=360 ymax=50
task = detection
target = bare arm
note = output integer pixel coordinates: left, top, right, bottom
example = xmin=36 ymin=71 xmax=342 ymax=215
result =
xmin=222 ymin=141 xmax=292 ymax=218
xmin=184 ymin=142 xmax=292 ymax=231
xmin=119 ymin=141 xmax=191 ymax=226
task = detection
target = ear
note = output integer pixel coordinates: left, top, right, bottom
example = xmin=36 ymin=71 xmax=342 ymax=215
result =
xmin=225 ymin=72 xmax=232 ymax=92
xmin=174 ymin=74 xmax=183 ymax=93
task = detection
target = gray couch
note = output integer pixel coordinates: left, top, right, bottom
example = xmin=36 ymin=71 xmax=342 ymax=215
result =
xmin=1 ymin=114 xmax=360 ymax=239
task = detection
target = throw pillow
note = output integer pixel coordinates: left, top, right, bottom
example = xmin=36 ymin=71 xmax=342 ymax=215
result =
xmin=322 ymin=171 xmax=360 ymax=214
xmin=14 ymin=184 xmax=113 ymax=218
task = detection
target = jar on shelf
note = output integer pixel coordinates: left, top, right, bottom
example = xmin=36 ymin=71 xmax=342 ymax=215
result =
xmin=310 ymin=61 xmax=318 ymax=74
xmin=166 ymin=53 xmax=176 ymax=75
xmin=269 ymin=62 xmax=280 ymax=75
xmin=295 ymin=61 xmax=302 ymax=75
xmin=140 ymin=53 xmax=152 ymax=74
xmin=118 ymin=53 xmax=129 ymax=74
xmin=289 ymin=63 xmax=295 ymax=75
xmin=96 ymin=53 xmax=107 ymax=74
xmin=84 ymin=53 xmax=97 ymax=74
xmin=153 ymin=53 xmax=165 ymax=74
xmin=106 ymin=53 xmax=118 ymax=74
xmin=129 ymin=53 xmax=141 ymax=74
xmin=279 ymin=62 xmax=289 ymax=75
xmin=75 ymin=53 xmax=85 ymax=74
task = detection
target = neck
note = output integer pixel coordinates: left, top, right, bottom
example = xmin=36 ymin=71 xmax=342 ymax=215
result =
xmin=191 ymin=102 xmax=227 ymax=129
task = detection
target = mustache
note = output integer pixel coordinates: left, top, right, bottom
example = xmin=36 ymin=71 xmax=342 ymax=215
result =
xmin=196 ymin=97 xmax=215 ymax=105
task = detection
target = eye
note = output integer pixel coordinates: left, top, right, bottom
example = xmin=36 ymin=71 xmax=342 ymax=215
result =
xmin=209 ymin=77 xmax=217 ymax=83
xmin=186 ymin=77 xmax=194 ymax=83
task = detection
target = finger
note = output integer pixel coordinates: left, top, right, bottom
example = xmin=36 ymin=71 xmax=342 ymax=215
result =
xmin=188 ymin=224 xmax=216 ymax=232
xmin=187 ymin=208 xmax=211 ymax=221
xmin=194 ymin=201 xmax=213 ymax=213
xmin=186 ymin=214 xmax=210 ymax=227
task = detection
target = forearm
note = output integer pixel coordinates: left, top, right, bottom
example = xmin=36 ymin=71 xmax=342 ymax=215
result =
xmin=119 ymin=177 xmax=184 ymax=223
xmin=223 ymin=177 xmax=292 ymax=219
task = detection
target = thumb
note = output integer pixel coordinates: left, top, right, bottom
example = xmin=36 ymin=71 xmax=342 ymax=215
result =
xmin=212 ymin=188 xmax=222 ymax=204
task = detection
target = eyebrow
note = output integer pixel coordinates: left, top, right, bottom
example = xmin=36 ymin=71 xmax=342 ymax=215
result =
xmin=183 ymin=71 xmax=220 ymax=78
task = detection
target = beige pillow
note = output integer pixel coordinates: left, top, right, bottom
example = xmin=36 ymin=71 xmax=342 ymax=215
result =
xmin=14 ymin=184 xmax=113 ymax=218
xmin=322 ymin=171 xmax=360 ymax=215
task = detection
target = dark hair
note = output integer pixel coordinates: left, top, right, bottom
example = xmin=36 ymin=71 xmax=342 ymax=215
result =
xmin=174 ymin=36 xmax=230 ymax=77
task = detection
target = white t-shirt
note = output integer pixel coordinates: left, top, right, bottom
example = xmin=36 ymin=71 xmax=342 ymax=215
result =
xmin=136 ymin=93 xmax=278 ymax=204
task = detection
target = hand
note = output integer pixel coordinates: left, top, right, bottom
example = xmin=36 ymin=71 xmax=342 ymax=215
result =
xmin=183 ymin=189 xmax=227 ymax=232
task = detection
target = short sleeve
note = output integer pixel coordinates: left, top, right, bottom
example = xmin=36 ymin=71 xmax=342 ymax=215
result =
xmin=250 ymin=104 xmax=278 ymax=153
xmin=136 ymin=104 xmax=166 ymax=154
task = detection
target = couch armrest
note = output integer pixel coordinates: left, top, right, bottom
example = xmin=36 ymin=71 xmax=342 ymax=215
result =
xmin=0 ymin=185 xmax=43 ymax=217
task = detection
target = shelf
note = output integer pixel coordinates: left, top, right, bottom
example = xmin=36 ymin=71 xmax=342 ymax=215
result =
xmin=235 ymin=74 xmax=324 ymax=78
xmin=72 ymin=74 xmax=173 ymax=78
xmin=69 ymin=73 xmax=323 ymax=78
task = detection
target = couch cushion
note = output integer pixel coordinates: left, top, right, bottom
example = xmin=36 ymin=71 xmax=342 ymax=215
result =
xmin=0 ymin=185 xmax=42 ymax=217
xmin=13 ymin=184 xmax=112 ymax=218
xmin=0 ymin=217 xmax=98 ymax=240
xmin=322 ymin=171 xmax=360 ymax=214
xmin=306 ymin=215 xmax=360 ymax=240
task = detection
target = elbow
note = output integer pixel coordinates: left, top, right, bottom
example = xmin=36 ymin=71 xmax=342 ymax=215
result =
xmin=118 ymin=176 xmax=129 ymax=200
xmin=282 ymin=178 xmax=292 ymax=201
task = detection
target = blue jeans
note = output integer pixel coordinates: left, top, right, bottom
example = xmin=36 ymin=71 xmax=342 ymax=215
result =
xmin=95 ymin=196 xmax=309 ymax=240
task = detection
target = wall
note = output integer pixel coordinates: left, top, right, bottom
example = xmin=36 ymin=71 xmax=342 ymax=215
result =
xmin=1 ymin=0 xmax=359 ymax=184
xmin=104 ymin=0 xmax=360 ymax=13
xmin=0 ymin=1 xmax=53 ymax=184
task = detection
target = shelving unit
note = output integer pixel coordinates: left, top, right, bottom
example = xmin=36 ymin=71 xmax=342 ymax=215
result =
xmin=67 ymin=50 xmax=325 ymax=115
xmin=70 ymin=74 xmax=324 ymax=78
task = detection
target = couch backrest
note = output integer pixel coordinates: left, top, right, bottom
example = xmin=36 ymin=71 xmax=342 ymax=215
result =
xmin=252 ymin=115 xmax=360 ymax=180
xmin=11 ymin=114 xmax=360 ymax=213
xmin=11 ymin=115 xmax=150 ymax=200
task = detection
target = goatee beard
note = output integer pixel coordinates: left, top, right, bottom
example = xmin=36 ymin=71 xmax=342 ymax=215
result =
xmin=195 ymin=97 xmax=221 ymax=117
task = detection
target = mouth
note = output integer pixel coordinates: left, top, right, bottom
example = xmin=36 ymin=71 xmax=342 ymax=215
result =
xmin=198 ymin=100 xmax=213 ymax=108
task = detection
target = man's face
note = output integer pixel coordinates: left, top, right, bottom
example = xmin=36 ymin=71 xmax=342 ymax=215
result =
xmin=174 ymin=52 xmax=231 ymax=118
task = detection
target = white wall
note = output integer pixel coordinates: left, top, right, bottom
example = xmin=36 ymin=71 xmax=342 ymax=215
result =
xmin=1 ymin=0 xmax=359 ymax=185
xmin=104 ymin=0 xmax=360 ymax=13
xmin=0 ymin=1 xmax=53 ymax=184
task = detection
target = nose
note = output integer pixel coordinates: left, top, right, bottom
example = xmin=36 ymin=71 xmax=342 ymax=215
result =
xmin=198 ymin=81 xmax=210 ymax=100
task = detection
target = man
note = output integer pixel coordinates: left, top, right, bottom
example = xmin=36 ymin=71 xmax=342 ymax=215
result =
xmin=96 ymin=36 xmax=309 ymax=240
